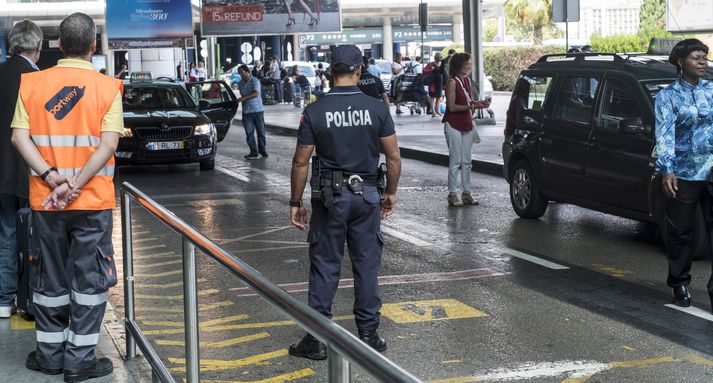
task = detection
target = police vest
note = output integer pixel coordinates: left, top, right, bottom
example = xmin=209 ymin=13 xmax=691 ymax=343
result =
xmin=19 ymin=66 xmax=123 ymax=211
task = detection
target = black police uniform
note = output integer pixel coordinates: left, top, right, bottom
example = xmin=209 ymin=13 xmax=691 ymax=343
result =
xmin=357 ymin=71 xmax=387 ymax=100
xmin=298 ymin=85 xmax=394 ymax=332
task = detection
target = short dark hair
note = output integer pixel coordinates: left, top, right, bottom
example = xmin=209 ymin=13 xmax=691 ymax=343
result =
xmin=448 ymin=49 xmax=456 ymax=55
xmin=330 ymin=63 xmax=357 ymax=76
xmin=59 ymin=13 xmax=96 ymax=57
xmin=317 ymin=63 xmax=323 ymax=68
xmin=238 ymin=64 xmax=250 ymax=73
xmin=449 ymin=52 xmax=471 ymax=78
xmin=669 ymin=39 xmax=710 ymax=73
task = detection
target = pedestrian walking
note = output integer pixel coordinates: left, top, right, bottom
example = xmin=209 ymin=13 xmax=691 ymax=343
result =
xmin=654 ymin=39 xmax=713 ymax=312
xmin=391 ymin=52 xmax=405 ymax=114
xmin=314 ymin=63 xmax=326 ymax=92
xmin=236 ymin=64 xmax=268 ymax=160
xmin=266 ymin=56 xmax=283 ymax=103
xmin=288 ymin=44 xmax=401 ymax=360
xmin=11 ymin=12 xmax=123 ymax=381
xmin=0 ymin=19 xmax=42 ymax=320
xmin=442 ymin=52 xmax=490 ymax=207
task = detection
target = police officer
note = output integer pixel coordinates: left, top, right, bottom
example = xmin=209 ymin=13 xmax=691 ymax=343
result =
xmin=12 ymin=13 xmax=121 ymax=381
xmin=289 ymin=44 xmax=401 ymax=360
xmin=357 ymin=56 xmax=390 ymax=109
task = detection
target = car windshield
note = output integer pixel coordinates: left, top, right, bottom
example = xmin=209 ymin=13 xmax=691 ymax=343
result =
xmin=377 ymin=62 xmax=391 ymax=74
xmin=296 ymin=65 xmax=316 ymax=77
xmin=641 ymin=80 xmax=675 ymax=99
xmin=123 ymin=85 xmax=196 ymax=110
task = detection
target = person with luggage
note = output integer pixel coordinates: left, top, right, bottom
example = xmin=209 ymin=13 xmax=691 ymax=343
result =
xmin=0 ymin=19 xmax=42 ymax=319
xmin=11 ymin=13 xmax=122 ymax=381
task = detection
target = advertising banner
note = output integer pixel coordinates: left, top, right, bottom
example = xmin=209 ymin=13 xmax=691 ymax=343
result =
xmin=667 ymin=0 xmax=713 ymax=33
xmin=107 ymin=0 xmax=194 ymax=49
xmin=201 ymin=0 xmax=341 ymax=36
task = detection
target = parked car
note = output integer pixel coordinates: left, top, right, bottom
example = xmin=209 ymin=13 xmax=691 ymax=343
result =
xmin=502 ymin=53 xmax=713 ymax=259
xmin=220 ymin=64 xmax=253 ymax=89
xmin=117 ymin=76 xmax=238 ymax=171
xmin=281 ymin=60 xmax=317 ymax=88
xmin=374 ymin=59 xmax=393 ymax=91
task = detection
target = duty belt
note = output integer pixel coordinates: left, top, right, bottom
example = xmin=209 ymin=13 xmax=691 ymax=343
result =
xmin=319 ymin=175 xmax=378 ymax=187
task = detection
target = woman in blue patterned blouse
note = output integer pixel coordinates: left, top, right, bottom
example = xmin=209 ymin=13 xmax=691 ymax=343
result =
xmin=655 ymin=39 xmax=713 ymax=312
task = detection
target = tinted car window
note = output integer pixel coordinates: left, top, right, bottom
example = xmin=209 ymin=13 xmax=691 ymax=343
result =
xmin=196 ymin=83 xmax=232 ymax=105
xmin=554 ymin=76 xmax=600 ymax=124
xmin=599 ymin=81 xmax=643 ymax=131
xmin=123 ymin=85 xmax=195 ymax=110
xmin=523 ymin=75 xmax=555 ymax=111
xmin=642 ymin=80 xmax=675 ymax=99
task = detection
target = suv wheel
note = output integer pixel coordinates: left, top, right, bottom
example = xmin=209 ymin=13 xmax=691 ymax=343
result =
xmin=200 ymin=158 xmax=215 ymax=171
xmin=510 ymin=160 xmax=548 ymax=219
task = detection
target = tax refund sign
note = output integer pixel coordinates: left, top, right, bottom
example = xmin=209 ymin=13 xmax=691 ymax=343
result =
xmin=107 ymin=0 xmax=193 ymax=49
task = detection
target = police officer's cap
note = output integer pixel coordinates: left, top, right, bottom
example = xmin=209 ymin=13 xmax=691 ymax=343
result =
xmin=331 ymin=45 xmax=363 ymax=72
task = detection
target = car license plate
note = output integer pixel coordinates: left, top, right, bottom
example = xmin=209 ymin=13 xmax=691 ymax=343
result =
xmin=147 ymin=141 xmax=184 ymax=151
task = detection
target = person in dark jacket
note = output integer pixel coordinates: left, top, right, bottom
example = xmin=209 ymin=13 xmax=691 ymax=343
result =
xmin=0 ymin=19 xmax=42 ymax=319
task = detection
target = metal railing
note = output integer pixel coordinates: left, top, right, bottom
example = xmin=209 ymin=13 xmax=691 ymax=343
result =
xmin=120 ymin=182 xmax=422 ymax=383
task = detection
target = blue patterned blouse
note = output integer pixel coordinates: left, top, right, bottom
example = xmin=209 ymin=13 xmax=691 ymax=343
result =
xmin=654 ymin=78 xmax=713 ymax=180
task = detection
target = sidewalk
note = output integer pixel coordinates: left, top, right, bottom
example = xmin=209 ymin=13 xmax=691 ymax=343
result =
xmin=236 ymin=98 xmax=509 ymax=177
xmin=0 ymin=303 xmax=150 ymax=382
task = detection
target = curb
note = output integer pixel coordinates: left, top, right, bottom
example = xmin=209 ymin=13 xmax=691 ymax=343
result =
xmin=233 ymin=120 xmax=505 ymax=178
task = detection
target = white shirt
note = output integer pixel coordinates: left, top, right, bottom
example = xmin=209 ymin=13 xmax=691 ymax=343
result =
xmin=391 ymin=61 xmax=403 ymax=76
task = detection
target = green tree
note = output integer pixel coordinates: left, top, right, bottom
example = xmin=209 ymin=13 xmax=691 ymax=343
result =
xmin=639 ymin=0 xmax=666 ymax=32
xmin=505 ymin=0 xmax=553 ymax=44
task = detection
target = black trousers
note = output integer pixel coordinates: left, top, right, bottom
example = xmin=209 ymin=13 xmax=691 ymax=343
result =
xmin=663 ymin=179 xmax=713 ymax=291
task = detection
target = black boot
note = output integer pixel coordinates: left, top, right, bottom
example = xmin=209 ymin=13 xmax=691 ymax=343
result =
xmin=672 ymin=285 xmax=691 ymax=307
xmin=358 ymin=329 xmax=387 ymax=352
xmin=25 ymin=351 xmax=63 ymax=375
xmin=64 ymin=358 xmax=113 ymax=383
xmin=288 ymin=333 xmax=327 ymax=360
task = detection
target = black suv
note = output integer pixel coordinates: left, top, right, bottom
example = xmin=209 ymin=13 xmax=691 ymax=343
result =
xmin=118 ymin=78 xmax=238 ymax=170
xmin=503 ymin=53 xmax=713 ymax=258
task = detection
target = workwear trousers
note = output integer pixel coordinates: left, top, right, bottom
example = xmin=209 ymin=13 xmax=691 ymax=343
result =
xmin=30 ymin=210 xmax=116 ymax=372
xmin=307 ymin=185 xmax=384 ymax=331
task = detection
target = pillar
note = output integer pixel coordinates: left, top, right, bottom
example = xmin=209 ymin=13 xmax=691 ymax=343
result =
xmin=101 ymin=28 xmax=113 ymax=75
xmin=382 ymin=17 xmax=393 ymax=61
xmin=453 ymin=14 xmax=464 ymax=44
xmin=293 ymin=34 xmax=301 ymax=62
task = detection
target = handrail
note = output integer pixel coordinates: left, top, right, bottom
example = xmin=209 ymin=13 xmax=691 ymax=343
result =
xmin=120 ymin=182 xmax=422 ymax=383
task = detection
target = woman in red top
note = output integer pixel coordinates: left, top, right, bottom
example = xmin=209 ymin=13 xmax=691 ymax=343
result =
xmin=442 ymin=52 xmax=490 ymax=206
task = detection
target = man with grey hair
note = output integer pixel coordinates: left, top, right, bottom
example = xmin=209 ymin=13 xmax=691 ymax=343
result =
xmin=12 ymin=12 xmax=122 ymax=382
xmin=0 ymin=19 xmax=42 ymax=320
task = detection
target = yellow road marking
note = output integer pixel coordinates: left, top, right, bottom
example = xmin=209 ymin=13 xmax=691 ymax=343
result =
xmin=233 ymin=245 xmax=309 ymax=254
xmin=561 ymin=376 xmax=593 ymax=383
xmin=609 ymin=356 xmax=675 ymax=368
xmin=591 ymin=263 xmax=632 ymax=278
xmin=201 ymin=368 xmax=314 ymax=383
xmin=10 ymin=315 xmax=35 ymax=330
xmin=219 ymin=226 xmax=293 ymax=245
xmin=135 ymin=259 xmax=183 ymax=269
xmin=169 ymin=350 xmax=288 ymax=372
xmin=139 ymin=277 xmax=207 ymax=289
xmin=684 ymin=353 xmax=713 ymax=366
xmin=381 ymin=299 xmax=487 ymax=323
xmin=134 ymin=244 xmax=167 ymax=251
xmin=132 ymin=237 xmax=159 ymax=244
xmin=138 ymin=269 xmax=183 ymax=278
xmin=142 ymin=314 xmax=249 ymax=328
xmin=156 ymin=332 xmax=269 ymax=348
xmin=136 ymin=289 xmax=219 ymax=301
xmin=137 ymin=301 xmax=232 ymax=315
xmin=442 ymin=360 xmax=463 ymax=364
xmin=142 ymin=315 xmax=353 ymax=336
xmin=623 ymin=346 xmax=636 ymax=351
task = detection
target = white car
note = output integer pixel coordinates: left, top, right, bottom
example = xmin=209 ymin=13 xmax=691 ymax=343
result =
xmin=281 ymin=61 xmax=317 ymax=88
xmin=374 ymin=59 xmax=393 ymax=91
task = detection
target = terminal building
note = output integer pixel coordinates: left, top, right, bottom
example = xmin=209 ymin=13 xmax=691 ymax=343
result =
xmin=1 ymin=0 xmax=644 ymax=76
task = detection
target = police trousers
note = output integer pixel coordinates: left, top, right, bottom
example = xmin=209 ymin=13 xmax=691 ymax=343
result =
xmin=30 ymin=210 xmax=117 ymax=371
xmin=307 ymin=185 xmax=384 ymax=331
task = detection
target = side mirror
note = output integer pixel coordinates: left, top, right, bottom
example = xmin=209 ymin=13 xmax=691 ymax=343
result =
xmin=199 ymin=100 xmax=211 ymax=109
xmin=620 ymin=118 xmax=647 ymax=135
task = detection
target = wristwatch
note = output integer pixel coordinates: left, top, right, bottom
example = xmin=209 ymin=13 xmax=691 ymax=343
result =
xmin=40 ymin=167 xmax=58 ymax=181
xmin=289 ymin=200 xmax=303 ymax=207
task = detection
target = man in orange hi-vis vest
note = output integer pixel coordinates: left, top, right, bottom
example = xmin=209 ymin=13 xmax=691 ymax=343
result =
xmin=11 ymin=13 xmax=122 ymax=382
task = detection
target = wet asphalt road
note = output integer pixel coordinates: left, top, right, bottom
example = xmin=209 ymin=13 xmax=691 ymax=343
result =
xmin=107 ymin=128 xmax=713 ymax=383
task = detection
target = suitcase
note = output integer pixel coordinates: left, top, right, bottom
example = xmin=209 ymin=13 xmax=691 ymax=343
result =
xmin=283 ymin=81 xmax=293 ymax=103
xmin=16 ymin=207 xmax=35 ymax=316
xmin=261 ymin=80 xmax=277 ymax=105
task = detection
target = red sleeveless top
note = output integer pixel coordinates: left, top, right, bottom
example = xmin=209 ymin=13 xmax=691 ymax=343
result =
xmin=442 ymin=76 xmax=473 ymax=132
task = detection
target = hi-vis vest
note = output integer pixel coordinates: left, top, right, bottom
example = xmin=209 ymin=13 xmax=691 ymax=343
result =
xmin=19 ymin=66 xmax=123 ymax=211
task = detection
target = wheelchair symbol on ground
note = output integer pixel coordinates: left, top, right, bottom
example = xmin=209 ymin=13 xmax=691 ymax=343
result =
xmin=381 ymin=299 xmax=487 ymax=323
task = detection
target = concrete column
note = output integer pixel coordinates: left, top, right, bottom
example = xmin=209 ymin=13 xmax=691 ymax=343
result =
xmin=382 ymin=17 xmax=393 ymax=61
xmin=453 ymin=14 xmax=464 ymax=44
xmin=101 ymin=29 xmax=114 ymax=75
xmin=293 ymin=34 xmax=301 ymax=61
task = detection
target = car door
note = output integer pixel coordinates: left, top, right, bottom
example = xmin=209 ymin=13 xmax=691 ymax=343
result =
xmin=585 ymin=73 xmax=654 ymax=213
xmin=539 ymin=74 xmax=601 ymax=197
xmin=186 ymin=80 xmax=238 ymax=142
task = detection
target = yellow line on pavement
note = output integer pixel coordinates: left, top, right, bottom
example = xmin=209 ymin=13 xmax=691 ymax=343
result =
xmin=684 ymin=353 xmax=713 ymax=366
xmin=137 ymin=301 xmax=233 ymax=315
xmin=233 ymin=245 xmax=309 ymax=254
xmin=201 ymin=314 xmax=252 ymax=327
xmin=219 ymin=226 xmax=293 ymax=245
xmin=135 ymin=259 xmax=183 ymax=269
xmin=136 ymin=289 xmax=219 ymax=301
xmin=142 ymin=314 xmax=353 ymax=336
xmin=142 ymin=314 xmax=248 ymax=328
xmin=10 ymin=315 xmax=35 ymax=330
xmin=201 ymin=368 xmax=314 ymax=383
xmin=560 ymin=375 xmax=593 ymax=383
xmin=138 ymin=269 xmax=183 ymax=278
xmin=156 ymin=332 xmax=270 ymax=348
xmin=134 ymin=244 xmax=167 ymax=251
xmin=608 ymin=356 xmax=676 ymax=368
xmin=169 ymin=349 xmax=288 ymax=372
